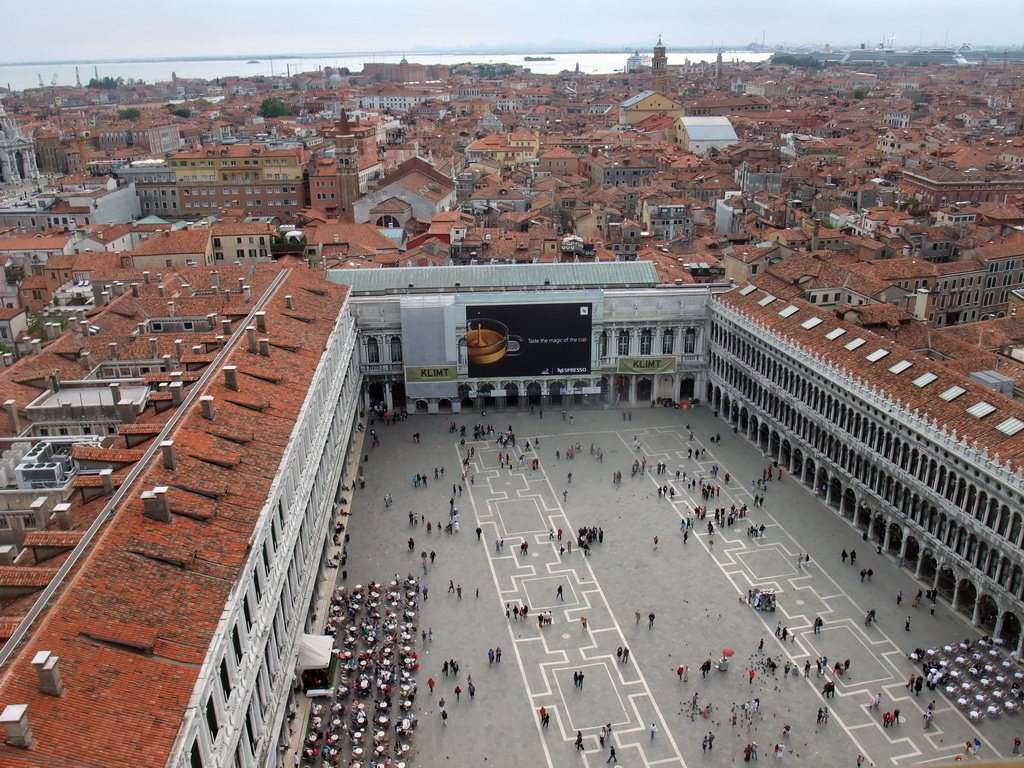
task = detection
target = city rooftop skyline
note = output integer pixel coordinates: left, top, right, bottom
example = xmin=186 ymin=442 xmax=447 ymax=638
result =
xmin=3 ymin=0 xmax=1022 ymax=64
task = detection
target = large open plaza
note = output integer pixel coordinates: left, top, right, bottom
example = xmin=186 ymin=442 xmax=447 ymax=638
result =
xmin=310 ymin=404 xmax=1021 ymax=767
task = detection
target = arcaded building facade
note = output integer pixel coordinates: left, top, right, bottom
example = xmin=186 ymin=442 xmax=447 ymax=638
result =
xmin=708 ymin=285 xmax=1024 ymax=653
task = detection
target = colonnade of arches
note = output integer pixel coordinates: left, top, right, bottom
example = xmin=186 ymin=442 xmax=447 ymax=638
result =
xmin=707 ymin=318 xmax=1024 ymax=653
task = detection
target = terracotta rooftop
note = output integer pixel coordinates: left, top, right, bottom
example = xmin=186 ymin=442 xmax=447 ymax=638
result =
xmin=0 ymin=268 xmax=349 ymax=768
xmin=719 ymin=283 xmax=1024 ymax=474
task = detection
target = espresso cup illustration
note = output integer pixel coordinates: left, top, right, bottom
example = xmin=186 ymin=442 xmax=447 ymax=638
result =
xmin=467 ymin=319 xmax=525 ymax=366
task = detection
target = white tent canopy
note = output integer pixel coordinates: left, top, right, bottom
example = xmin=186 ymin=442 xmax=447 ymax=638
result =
xmin=296 ymin=634 xmax=334 ymax=671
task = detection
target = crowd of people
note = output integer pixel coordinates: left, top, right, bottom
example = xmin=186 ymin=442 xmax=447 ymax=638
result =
xmin=298 ymin=578 xmax=421 ymax=767
xmin=293 ymin=404 xmax=1007 ymax=768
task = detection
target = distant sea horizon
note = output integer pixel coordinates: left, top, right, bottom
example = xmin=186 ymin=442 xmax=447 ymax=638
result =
xmin=0 ymin=50 xmax=772 ymax=94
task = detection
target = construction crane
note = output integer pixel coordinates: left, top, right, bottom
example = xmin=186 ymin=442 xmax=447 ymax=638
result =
xmin=50 ymin=74 xmax=57 ymax=88
xmin=37 ymin=74 xmax=44 ymax=88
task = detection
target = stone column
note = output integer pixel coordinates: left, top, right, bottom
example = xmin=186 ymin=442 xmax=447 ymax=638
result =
xmin=629 ymin=376 xmax=637 ymax=405
xmin=384 ymin=382 xmax=393 ymax=412
xmin=971 ymin=596 xmax=982 ymax=627
xmin=952 ymin=577 xmax=962 ymax=612
xmin=899 ymin=534 xmax=910 ymax=562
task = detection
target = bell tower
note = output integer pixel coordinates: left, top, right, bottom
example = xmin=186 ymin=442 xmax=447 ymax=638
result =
xmin=335 ymin=108 xmax=361 ymax=217
xmin=651 ymin=37 xmax=668 ymax=95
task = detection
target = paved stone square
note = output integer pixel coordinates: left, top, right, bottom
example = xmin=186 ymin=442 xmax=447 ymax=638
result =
xmin=338 ymin=405 xmax=1019 ymax=767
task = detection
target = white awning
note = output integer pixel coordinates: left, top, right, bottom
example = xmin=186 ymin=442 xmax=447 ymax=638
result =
xmin=296 ymin=634 xmax=334 ymax=671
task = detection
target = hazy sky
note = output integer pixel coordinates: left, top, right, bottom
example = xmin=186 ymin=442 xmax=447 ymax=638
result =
xmin=3 ymin=0 xmax=1019 ymax=61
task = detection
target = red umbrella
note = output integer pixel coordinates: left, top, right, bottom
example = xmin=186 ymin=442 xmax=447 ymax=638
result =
xmin=722 ymin=649 xmax=735 ymax=658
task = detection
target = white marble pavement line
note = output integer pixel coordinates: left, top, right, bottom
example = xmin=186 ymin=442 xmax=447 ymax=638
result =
xmin=671 ymin=440 xmax=1002 ymax=766
xmin=455 ymin=443 xmax=561 ymax=768
xmin=462 ymin=439 xmax=690 ymax=768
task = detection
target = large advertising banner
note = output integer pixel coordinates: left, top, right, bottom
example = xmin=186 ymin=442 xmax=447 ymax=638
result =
xmin=400 ymin=295 xmax=459 ymax=399
xmin=466 ymin=302 xmax=592 ymax=378
xmin=617 ymin=356 xmax=676 ymax=374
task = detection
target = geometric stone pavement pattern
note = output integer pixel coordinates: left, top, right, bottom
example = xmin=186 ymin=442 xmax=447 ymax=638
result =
xmin=340 ymin=407 xmax=1015 ymax=767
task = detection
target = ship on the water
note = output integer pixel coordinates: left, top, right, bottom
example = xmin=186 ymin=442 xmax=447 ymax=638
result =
xmin=839 ymin=44 xmax=983 ymax=65
xmin=625 ymin=50 xmax=650 ymax=72
xmin=524 ymin=56 xmax=554 ymax=61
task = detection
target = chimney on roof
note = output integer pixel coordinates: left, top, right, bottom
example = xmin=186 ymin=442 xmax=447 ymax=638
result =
xmin=82 ymin=349 xmax=96 ymax=370
xmin=29 ymin=338 xmax=42 ymax=356
xmin=223 ymin=365 xmax=239 ymax=391
xmin=255 ymin=311 xmax=267 ymax=333
xmin=200 ymin=395 xmax=215 ymax=420
xmin=99 ymin=468 xmax=114 ymax=497
xmin=174 ymin=339 xmax=184 ymax=359
xmin=246 ymin=325 xmax=257 ymax=353
xmin=285 ymin=295 xmax=293 ymax=310
xmin=259 ymin=338 xmax=270 ymax=357
xmin=77 ymin=320 xmax=88 ymax=337
xmin=158 ymin=285 xmax=166 ymax=298
xmin=191 ymin=345 xmax=202 ymax=357
xmin=221 ymin=318 xmax=232 ymax=336
xmin=0 ymin=704 xmax=36 ymax=749
xmin=48 ymin=373 xmax=59 ymax=393
xmin=211 ymin=270 xmax=220 ymax=292
xmin=0 ymin=545 xmax=14 ymax=566
xmin=912 ymin=287 xmax=930 ymax=322
xmin=113 ymin=281 xmax=124 ymax=296
xmin=167 ymin=301 xmax=175 ymax=318
xmin=76 ymin=308 xmax=86 ymax=325
xmin=52 ymin=503 xmax=72 ymax=531
xmin=243 ymin=284 xmax=251 ymax=302
xmin=143 ymin=271 xmax=151 ymax=284
xmin=237 ymin=277 xmax=244 ymax=293
xmin=44 ymin=322 xmax=60 ymax=341
xmin=118 ymin=398 xmax=135 ymax=424
xmin=99 ymin=290 xmax=110 ymax=307
xmin=206 ymin=312 xmax=218 ymax=329
xmin=150 ymin=338 xmax=160 ymax=359
xmin=333 ymin=233 xmax=340 ymax=243
xmin=169 ymin=381 xmax=183 ymax=406
xmin=131 ymin=283 xmax=139 ymax=297
xmin=0 ymin=353 xmax=9 ymax=369
xmin=215 ymin=334 xmax=225 ymax=349
xmin=160 ymin=440 xmax=176 ymax=470
xmin=141 ymin=486 xmax=171 ymax=523
xmin=4 ymin=400 xmax=20 ymax=435
xmin=162 ymin=353 xmax=174 ymax=371
xmin=31 ymin=651 xmax=65 ymax=697
xmin=107 ymin=341 xmax=118 ymax=360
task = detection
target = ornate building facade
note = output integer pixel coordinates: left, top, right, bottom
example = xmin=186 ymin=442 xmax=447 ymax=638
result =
xmin=0 ymin=100 xmax=39 ymax=184
xmin=708 ymin=285 xmax=1024 ymax=655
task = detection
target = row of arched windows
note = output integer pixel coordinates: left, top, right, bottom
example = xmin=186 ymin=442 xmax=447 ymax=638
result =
xmin=708 ymin=317 xmax=1024 ymax=604
xmin=364 ymin=336 xmax=402 ymax=365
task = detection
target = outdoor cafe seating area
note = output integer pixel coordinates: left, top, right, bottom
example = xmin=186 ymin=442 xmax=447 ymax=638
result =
xmin=300 ymin=578 xmax=421 ymax=768
xmin=913 ymin=636 xmax=1023 ymax=724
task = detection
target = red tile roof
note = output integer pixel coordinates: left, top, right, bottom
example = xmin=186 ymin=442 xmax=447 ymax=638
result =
xmin=0 ymin=269 xmax=349 ymax=768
